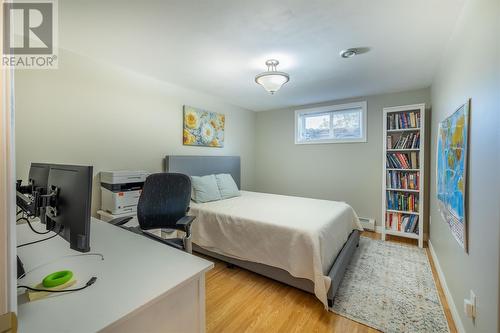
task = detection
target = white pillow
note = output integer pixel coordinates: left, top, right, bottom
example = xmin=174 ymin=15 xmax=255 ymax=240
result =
xmin=215 ymin=174 xmax=240 ymax=200
xmin=191 ymin=175 xmax=222 ymax=203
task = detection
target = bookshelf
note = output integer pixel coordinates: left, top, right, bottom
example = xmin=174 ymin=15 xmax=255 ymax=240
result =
xmin=382 ymin=103 xmax=425 ymax=248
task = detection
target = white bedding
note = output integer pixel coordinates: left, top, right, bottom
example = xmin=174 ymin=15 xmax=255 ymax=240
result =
xmin=189 ymin=191 xmax=363 ymax=308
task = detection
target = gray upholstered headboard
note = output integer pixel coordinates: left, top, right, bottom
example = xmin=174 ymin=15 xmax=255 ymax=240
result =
xmin=164 ymin=155 xmax=241 ymax=189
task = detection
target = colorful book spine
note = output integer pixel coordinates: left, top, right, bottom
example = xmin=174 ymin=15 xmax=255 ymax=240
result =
xmin=386 ymin=153 xmax=419 ymax=169
xmin=385 ymin=213 xmax=419 ymax=234
xmin=387 ymin=111 xmax=421 ymax=130
xmin=387 ymin=132 xmax=420 ymax=149
xmin=386 ymin=171 xmax=420 ymax=190
xmin=386 ymin=192 xmax=419 ymax=212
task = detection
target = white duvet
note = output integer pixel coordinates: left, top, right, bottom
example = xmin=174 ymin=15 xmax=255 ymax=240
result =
xmin=189 ymin=191 xmax=363 ymax=308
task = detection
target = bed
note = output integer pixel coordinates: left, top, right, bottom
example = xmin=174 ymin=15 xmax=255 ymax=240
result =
xmin=165 ymin=155 xmax=363 ymax=309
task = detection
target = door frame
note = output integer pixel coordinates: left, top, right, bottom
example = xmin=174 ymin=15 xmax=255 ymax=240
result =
xmin=0 ymin=0 xmax=17 ymax=319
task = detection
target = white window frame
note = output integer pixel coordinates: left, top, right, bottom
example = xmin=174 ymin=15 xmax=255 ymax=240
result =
xmin=294 ymin=101 xmax=367 ymax=144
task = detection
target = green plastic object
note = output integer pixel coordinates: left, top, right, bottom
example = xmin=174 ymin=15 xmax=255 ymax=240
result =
xmin=42 ymin=270 xmax=73 ymax=288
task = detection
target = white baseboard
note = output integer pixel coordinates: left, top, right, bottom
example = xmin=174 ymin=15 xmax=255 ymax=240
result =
xmin=361 ymin=225 xmax=384 ymax=237
xmin=428 ymin=240 xmax=466 ymax=333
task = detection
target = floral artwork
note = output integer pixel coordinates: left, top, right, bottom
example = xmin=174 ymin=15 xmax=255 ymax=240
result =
xmin=183 ymin=105 xmax=225 ymax=148
xmin=436 ymin=100 xmax=469 ymax=251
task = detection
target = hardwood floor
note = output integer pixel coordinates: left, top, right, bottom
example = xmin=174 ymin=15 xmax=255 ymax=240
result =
xmin=202 ymin=231 xmax=457 ymax=333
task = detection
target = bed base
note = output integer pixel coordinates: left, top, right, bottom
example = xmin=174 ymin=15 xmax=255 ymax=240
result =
xmin=193 ymin=229 xmax=360 ymax=307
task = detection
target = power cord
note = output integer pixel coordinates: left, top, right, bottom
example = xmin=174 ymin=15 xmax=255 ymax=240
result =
xmin=18 ymin=277 xmax=97 ymax=293
xmin=17 ymin=253 xmax=104 ymax=280
xmin=17 ymin=216 xmax=53 ymax=235
xmin=17 ymin=228 xmax=62 ymax=248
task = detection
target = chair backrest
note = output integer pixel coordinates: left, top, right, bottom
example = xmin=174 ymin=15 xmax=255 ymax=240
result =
xmin=137 ymin=173 xmax=191 ymax=230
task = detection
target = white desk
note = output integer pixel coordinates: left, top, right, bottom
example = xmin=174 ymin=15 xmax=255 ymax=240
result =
xmin=96 ymin=210 xmax=177 ymax=239
xmin=17 ymin=218 xmax=214 ymax=333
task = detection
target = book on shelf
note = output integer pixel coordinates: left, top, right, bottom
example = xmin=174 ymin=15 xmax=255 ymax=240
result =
xmin=409 ymin=113 xmax=415 ymax=128
xmin=387 ymin=136 xmax=392 ymax=149
xmin=386 ymin=152 xmax=419 ymax=169
xmin=387 ymin=111 xmax=421 ymax=130
xmin=386 ymin=191 xmax=419 ymax=212
xmin=387 ymin=132 xmax=420 ymax=149
xmin=386 ymin=170 xmax=419 ymax=190
xmin=386 ymin=212 xmax=419 ymax=234
xmin=410 ymin=152 xmax=418 ymax=169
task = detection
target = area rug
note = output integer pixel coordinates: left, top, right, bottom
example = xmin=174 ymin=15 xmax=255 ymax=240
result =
xmin=331 ymin=237 xmax=450 ymax=333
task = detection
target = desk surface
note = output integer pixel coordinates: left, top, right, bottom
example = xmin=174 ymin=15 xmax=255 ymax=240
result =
xmin=17 ymin=218 xmax=213 ymax=333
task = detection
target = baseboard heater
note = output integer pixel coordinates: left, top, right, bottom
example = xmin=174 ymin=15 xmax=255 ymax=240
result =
xmin=359 ymin=217 xmax=375 ymax=231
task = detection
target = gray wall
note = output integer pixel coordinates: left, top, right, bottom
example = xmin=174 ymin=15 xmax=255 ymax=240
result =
xmin=429 ymin=0 xmax=500 ymax=332
xmin=15 ymin=49 xmax=256 ymax=216
xmin=255 ymin=88 xmax=430 ymax=227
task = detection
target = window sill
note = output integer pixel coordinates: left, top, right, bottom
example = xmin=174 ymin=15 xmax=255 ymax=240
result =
xmin=295 ymin=138 xmax=367 ymax=145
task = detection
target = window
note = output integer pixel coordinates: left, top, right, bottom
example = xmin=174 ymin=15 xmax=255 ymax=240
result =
xmin=295 ymin=101 xmax=367 ymax=144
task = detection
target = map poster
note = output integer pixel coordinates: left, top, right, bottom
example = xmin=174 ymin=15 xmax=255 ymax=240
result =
xmin=436 ymin=100 xmax=470 ymax=251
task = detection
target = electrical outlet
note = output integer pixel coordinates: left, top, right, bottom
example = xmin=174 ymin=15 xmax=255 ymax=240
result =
xmin=470 ymin=290 xmax=476 ymax=318
xmin=464 ymin=290 xmax=477 ymax=319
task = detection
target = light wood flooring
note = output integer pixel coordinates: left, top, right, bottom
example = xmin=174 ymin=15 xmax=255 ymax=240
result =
xmin=202 ymin=231 xmax=457 ymax=333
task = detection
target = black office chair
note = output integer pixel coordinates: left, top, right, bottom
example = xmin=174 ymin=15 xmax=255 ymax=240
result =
xmin=110 ymin=173 xmax=196 ymax=253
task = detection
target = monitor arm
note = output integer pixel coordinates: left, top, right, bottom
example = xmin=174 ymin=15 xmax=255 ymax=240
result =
xmin=16 ymin=185 xmax=59 ymax=222
xmin=44 ymin=186 xmax=59 ymax=218
xmin=16 ymin=190 xmax=38 ymax=217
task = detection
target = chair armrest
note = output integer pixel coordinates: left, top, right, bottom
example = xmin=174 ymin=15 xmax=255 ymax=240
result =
xmin=109 ymin=216 xmax=133 ymax=226
xmin=176 ymin=215 xmax=196 ymax=232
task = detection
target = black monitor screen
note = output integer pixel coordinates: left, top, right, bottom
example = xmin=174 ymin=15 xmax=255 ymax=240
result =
xmin=46 ymin=164 xmax=93 ymax=252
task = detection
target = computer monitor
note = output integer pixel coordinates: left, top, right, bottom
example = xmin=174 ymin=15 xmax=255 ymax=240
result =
xmin=45 ymin=164 xmax=93 ymax=253
xmin=28 ymin=163 xmax=51 ymax=194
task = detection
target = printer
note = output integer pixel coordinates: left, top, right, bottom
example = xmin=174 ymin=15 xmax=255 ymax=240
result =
xmin=100 ymin=170 xmax=150 ymax=215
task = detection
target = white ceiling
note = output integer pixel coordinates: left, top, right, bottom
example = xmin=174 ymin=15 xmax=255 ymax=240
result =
xmin=60 ymin=0 xmax=464 ymax=111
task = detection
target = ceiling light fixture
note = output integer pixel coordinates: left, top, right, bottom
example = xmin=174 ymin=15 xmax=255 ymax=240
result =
xmin=255 ymin=59 xmax=290 ymax=94
xmin=340 ymin=47 xmax=371 ymax=58
xmin=340 ymin=48 xmax=359 ymax=58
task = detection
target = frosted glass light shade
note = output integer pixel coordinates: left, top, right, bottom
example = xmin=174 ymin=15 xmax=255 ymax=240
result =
xmin=255 ymin=72 xmax=289 ymax=94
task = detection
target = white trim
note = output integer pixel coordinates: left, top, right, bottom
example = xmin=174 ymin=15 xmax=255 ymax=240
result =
xmin=383 ymin=103 xmax=425 ymax=113
xmin=428 ymin=240 xmax=466 ymax=333
xmin=0 ymin=53 xmax=16 ymax=313
xmin=1 ymin=0 xmax=17 ymax=314
xmin=294 ymin=101 xmax=367 ymax=144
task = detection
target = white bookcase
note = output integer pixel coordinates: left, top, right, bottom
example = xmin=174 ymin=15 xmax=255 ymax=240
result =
xmin=382 ymin=103 xmax=425 ymax=248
